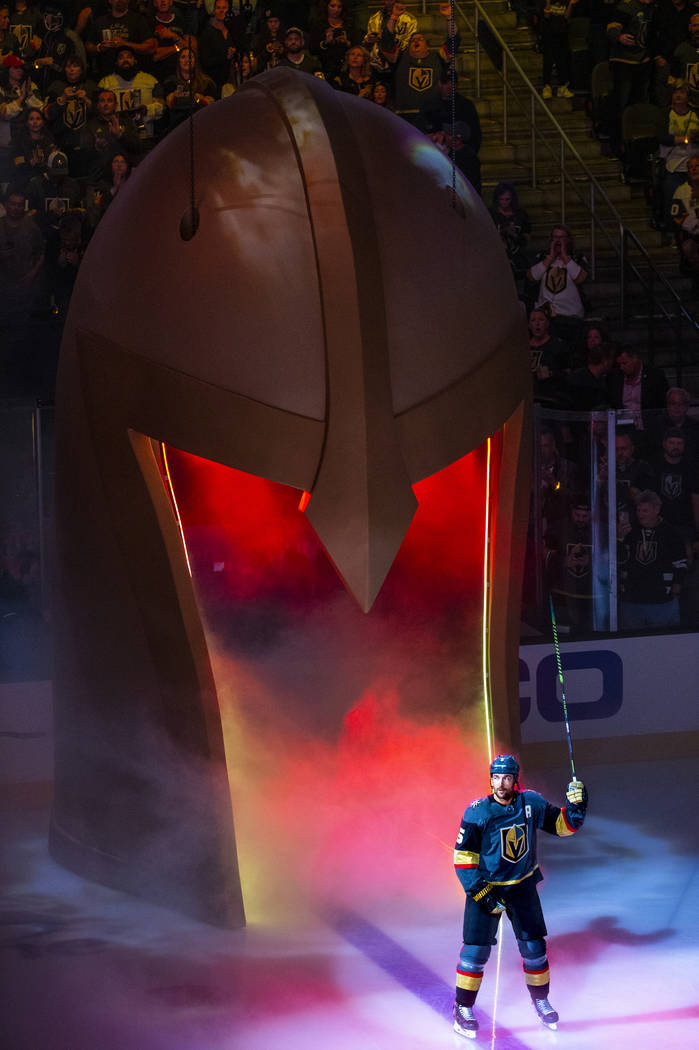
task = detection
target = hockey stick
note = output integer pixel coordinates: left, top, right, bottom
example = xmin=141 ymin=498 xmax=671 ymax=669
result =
xmin=548 ymin=593 xmax=576 ymax=781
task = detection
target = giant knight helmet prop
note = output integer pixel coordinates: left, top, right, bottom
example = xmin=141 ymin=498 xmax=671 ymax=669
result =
xmin=52 ymin=69 xmax=531 ymax=926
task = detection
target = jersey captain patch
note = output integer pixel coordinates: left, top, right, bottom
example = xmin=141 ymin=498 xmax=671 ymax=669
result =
xmin=500 ymin=823 xmax=529 ymax=863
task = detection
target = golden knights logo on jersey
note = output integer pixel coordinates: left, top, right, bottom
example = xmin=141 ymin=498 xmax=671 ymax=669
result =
xmin=11 ymin=23 xmax=34 ymax=56
xmin=500 ymin=823 xmax=529 ymax=863
xmin=635 ymin=16 xmax=650 ymax=49
xmin=117 ymin=89 xmax=142 ymax=114
xmin=545 ymin=264 xmax=567 ymax=294
xmin=683 ymin=61 xmax=699 ymax=92
xmin=566 ymin=542 xmax=591 ymax=578
xmin=64 ymin=98 xmax=89 ymax=130
xmin=661 ymin=471 xmax=683 ymax=500
xmin=409 ymin=66 xmax=433 ymax=92
xmin=635 ymin=532 xmax=657 ymax=565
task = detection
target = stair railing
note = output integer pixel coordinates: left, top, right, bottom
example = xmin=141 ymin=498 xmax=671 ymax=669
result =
xmin=451 ymin=0 xmax=698 ymax=376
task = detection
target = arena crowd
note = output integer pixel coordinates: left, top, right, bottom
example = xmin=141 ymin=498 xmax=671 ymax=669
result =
xmin=1 ymin=0 xmax=698 ymax=642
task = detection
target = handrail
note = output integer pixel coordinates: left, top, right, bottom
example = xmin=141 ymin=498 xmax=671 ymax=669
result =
xmin=448 ymin=0 xmax=699 ymax=370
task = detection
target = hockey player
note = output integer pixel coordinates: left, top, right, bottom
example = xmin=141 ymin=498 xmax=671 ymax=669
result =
xmin=452 ymin=754 xmax=587 ymax=1038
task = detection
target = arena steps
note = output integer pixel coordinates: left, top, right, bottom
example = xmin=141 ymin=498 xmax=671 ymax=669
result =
xmin=382 ymin=2 xmax=699 ymax=382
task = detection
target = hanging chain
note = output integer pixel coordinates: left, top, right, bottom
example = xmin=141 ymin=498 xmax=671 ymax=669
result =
xmin=450 ymin=0 xmax=456 ymax=205
xmin=180 ymin=33 xmax=199 ymax=240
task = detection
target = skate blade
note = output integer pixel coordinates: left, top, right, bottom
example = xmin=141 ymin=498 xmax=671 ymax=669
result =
xmin=453 ymin=1021 xmax=477 ymax=1039
xmin=541 ymin=1020 xmax=558 ymax=1030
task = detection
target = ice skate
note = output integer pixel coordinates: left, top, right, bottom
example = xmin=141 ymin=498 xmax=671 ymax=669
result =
xmin=533 ymin=996 xmax=559 ymax=1030
xmin=453 ymin=1003 xmax=478 ymax=1039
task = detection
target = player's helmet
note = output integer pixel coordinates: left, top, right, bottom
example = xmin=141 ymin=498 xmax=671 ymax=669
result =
xmin=490 ymin=754 xmax=519 ymax=782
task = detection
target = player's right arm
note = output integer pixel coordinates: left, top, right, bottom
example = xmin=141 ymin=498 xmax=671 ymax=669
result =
xmin=454 ymin=803 xmax=484 ymax=892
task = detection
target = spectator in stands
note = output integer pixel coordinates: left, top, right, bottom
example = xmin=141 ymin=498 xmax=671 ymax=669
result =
xmin=649 ymin=427 xmax=699 ymax=538
xmin=87 ymin=0 xmax=156 ymax=79
xmin=583 ymin=322 xmax=611 ymax=368
xmin=668 ymin=10 xmax=699 ymax=108
xmin=564 ymin=341 xmax=615 ymax=409
xmin=81 ymin=88 xmax=141 ymax=176
xmin=526 ymin=223 xmax=588 ymax=344
xmin=538 ymin=424 xmax=580 ymax=533
xmin=607 ymin=345 xmax=669 ymax=427
xmin=670 ymin=151 xmax=699 ymax=278
xmin=651 ymin=0 xmax=698 ymax=70
xmin=45 ymin=54 xmax=96 ymax=173
xmin=1 ymin=54 xmax=43 ymax=180
xmin=607 ymin=0 xmax=655 ymax=151
xmin=489 ymin=180 xmax=531 ymax=281
xmin=27 ymin=149 xmax=83 ymax=242
xmin=381 ymin=9 xmax=457 ymax=125
xmin=656 ymin=84 xmax=699 ymax=229
xmin=221 ymin=51 xmax=258 ymax=97
xmin=334 ymin=44 xmax=374 ymax=95
xmin=280 ymin=26 xmax=323 ymax=74
xmin=309 ymin=0 xmax=359 ymax=83
xmin=538 ymin=0 xmax=578 ymax=100
xmin=619 ymin=488 xmax=686 ymax=627
xmin=86 ymin=150 xmax=131 ymax=227
xmin=0 ymin=183 xmax=44 ymax=331
xmin=46 ymin=209 xmax=86 ymax=317
xmin=150 ymin=0 xmax=190 ymax=83
xmin=371 ymin=79 xmax=394 ymax=108
xmin=529 ymin=303 xmax=571 ymax=400
xmin=199 ymin=0 xmax=246 ymax=91
xmin=9 ymin=1 xmax=41 ymax=62
xmin=418 ymin=71 xmax=482 ymax=192
xmin=546 ymin=493 xmax=594 ymax=633
xmin=11 ymin=107 xmax=56 ymax=181
xmin=647 ymin=386 xmax=699 ymax=458
xmin=613 ymin=428 xmax=655 ymax=521
xmin=99 ymin=44 xmax=164 ymax=146
xmin=0 ymin=5 xmax=18 ymax=61
xmin=163 ymin=46 xmax=216 ymax=128
xmin=33 ymin=4 xmax=77 ymax=94
xmin=254 ymin=8 xmax=286 ymax=71
xmin=363 ymin=0 xmax=417 ymax=81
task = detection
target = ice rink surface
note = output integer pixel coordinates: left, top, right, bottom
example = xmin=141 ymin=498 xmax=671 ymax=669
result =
xmin=2 ymin=755 xmax=698 ymax=1050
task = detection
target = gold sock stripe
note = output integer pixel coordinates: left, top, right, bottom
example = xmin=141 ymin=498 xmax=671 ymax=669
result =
xmin=456 ymin=970 xmax=483 ymax=991
xmin=524 ymin=967 xmax=550 ymax=987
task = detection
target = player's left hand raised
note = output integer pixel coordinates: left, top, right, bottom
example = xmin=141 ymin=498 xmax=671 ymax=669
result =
xmin=566 ymin=779 xmax=587 ymax=805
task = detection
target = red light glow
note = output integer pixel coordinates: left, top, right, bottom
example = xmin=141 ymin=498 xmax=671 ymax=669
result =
xmin=163 ymin=438 xmax=503 ymax=916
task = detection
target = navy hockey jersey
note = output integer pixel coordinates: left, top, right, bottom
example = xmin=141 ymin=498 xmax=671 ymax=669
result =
xmin=454 ymin=789 xmax=585 ymax=892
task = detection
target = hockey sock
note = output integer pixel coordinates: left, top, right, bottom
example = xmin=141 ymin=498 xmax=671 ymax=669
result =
xmin=523 ymin=959 xmax=550 ymax=1000
xmin=455 ymin=969 xmax=482 ymax=1007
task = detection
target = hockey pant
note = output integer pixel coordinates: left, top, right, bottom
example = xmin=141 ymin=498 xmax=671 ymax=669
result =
xmin=455 ymin=875 xmax=550 ymax=1006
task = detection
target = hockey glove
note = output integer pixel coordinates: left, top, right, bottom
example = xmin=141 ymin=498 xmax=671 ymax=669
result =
xmin=470 ymin=877 xmax=506 ymax=916
xmin=566 ymin=779 xmax=587 ymax=807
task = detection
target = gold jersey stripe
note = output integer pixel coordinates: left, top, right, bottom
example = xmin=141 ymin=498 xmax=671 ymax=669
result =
xmin=456 ymin=971 xmax=483 ymax=991
xmin=488 ymin=864 xmax=539 ymax=887
xmin=556 ymin=811 xmax=575 ymax=837
xmin=454 ymin=849 xmax=479 ymax=867
xmin=524 ymin=968 xmax=550 ymax=987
